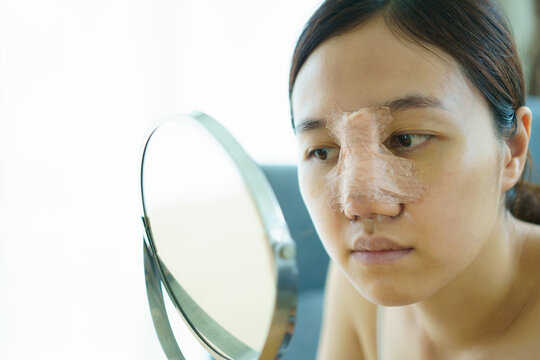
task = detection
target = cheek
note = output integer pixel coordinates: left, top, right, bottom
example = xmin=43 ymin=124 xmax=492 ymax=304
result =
xmin=411 ymin=147 xmax=502 ymax=261
xmin=298 ymin=166 xmax=327 ymax=227
xmin=298 ymin=166 xmax=346 ymax=260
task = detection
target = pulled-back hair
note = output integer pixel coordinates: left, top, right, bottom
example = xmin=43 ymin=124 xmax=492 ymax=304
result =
xmin=289 ymin=0 xmax=539 ymax=224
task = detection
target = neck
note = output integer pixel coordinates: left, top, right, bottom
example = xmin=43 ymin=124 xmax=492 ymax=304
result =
xmin=409 ymin=211 xmax=526 ymax=351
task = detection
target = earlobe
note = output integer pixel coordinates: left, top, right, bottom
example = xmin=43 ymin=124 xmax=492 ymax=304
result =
xmin=501 ymin=106 xmax=532 ymax=193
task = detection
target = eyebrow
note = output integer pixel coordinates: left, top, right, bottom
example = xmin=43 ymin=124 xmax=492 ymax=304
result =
xmin=294 ymin=94 xmax=446 ymax=135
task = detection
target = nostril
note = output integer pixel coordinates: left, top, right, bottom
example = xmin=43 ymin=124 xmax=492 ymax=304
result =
xmin=343 ymin=203 xmax=355 ymax=221
xmin=396 ymin=203 xmax=405 ymax=218
xmin=343 ymin=197 xmax=403 ymax=220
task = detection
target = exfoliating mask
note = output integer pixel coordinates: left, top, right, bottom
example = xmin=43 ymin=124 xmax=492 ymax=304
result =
xmin=326 ymin=106 xmax=424 ymax=213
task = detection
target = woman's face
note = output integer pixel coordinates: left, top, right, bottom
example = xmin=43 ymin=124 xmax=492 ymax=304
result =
xmin=292 ymin=17 xmax=507 ymax=305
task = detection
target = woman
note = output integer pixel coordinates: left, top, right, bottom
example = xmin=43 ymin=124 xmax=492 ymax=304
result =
xmin=289 ymin=0 xmax=540 ymax=358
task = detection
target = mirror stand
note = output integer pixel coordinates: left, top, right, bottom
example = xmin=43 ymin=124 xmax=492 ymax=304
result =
xmin=143 ymin=225 xmax=185 ymax=360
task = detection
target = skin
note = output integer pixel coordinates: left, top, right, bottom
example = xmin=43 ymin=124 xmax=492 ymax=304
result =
xmin=291 ymin=16 xmax=540 ymax=359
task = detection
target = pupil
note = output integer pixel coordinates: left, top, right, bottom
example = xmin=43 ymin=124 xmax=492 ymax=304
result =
xmin=398 ymin=134 xmax=412 ymax=147
xmin=316 ymin=149 xmax=328 ymax=160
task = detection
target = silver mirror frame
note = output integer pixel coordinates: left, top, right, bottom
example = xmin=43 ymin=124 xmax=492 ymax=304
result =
xmin=140 ymin=112 xmax=297 ymax=360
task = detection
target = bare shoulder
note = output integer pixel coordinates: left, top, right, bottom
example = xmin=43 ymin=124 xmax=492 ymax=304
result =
xmin=317 ymin=261 xmax=378 ymax=360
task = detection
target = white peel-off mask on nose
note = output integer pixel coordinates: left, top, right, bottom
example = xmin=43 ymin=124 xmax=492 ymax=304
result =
xmin=326 ymin=106 xmax=425 ymax=211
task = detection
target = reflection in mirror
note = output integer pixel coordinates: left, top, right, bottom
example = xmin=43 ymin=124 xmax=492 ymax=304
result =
xmin=141 ymin=113 xmax=297 ymax=360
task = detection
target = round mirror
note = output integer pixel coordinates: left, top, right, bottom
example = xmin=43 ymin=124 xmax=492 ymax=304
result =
xmin=141 ymin=112 xmax=297 ymax=360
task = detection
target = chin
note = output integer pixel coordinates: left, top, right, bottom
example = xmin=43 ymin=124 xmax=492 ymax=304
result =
xmin=367 ymin=294 xmax=419 ymax=307
xmin=352 ymin=277 xmax=426 ymax=307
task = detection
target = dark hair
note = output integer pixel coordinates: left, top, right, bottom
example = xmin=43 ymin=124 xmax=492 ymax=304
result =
xmin=289 ymin=0 xmax=539 ymax=224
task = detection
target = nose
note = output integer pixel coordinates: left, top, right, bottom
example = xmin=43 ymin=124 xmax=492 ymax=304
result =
xmin=343 ymin=196 xmax=402 ymax=220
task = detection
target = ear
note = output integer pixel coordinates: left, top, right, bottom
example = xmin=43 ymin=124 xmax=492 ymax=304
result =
xmin=501 ymin=106 xmax=532 ymax=193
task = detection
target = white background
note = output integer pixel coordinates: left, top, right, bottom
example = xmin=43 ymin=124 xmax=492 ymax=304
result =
xmin=0 ymin=0 xmax=321 ymax=358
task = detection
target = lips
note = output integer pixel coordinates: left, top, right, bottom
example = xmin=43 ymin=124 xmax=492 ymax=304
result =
xmin=352 ymin=236 xmax=411 ymax=252
xmin=351 ymin=236 xmax=414 ymax=265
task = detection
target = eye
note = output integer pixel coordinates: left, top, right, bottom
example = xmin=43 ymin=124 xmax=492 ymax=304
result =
xmin=308 ymin=148 xmax=338 ymax=161
xmin=388 ymin=134 xmax=431 ymax=151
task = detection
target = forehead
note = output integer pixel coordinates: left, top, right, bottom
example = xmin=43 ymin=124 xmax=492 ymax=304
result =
xmin=291 ymin=16 xmax=467 ymax=126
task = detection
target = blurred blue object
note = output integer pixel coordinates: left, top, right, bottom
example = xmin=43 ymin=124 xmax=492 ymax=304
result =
xmin=526 ymin=96 xmax=540 ymax=183
xmin=261 ymin=165 xmax=327 ymax=360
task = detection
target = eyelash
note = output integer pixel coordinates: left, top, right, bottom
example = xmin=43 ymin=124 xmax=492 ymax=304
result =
xmin=307 ymin=147 xmax=337 ymax=161
xmin=306 ymin=134 xmax=432 ymax=161
xmin=387 ymin=133 xmax=432 ymax=153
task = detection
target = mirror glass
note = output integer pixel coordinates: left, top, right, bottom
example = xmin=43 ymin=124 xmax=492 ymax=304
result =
xmin=141 ymin=113 xmax=295 ymax=359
